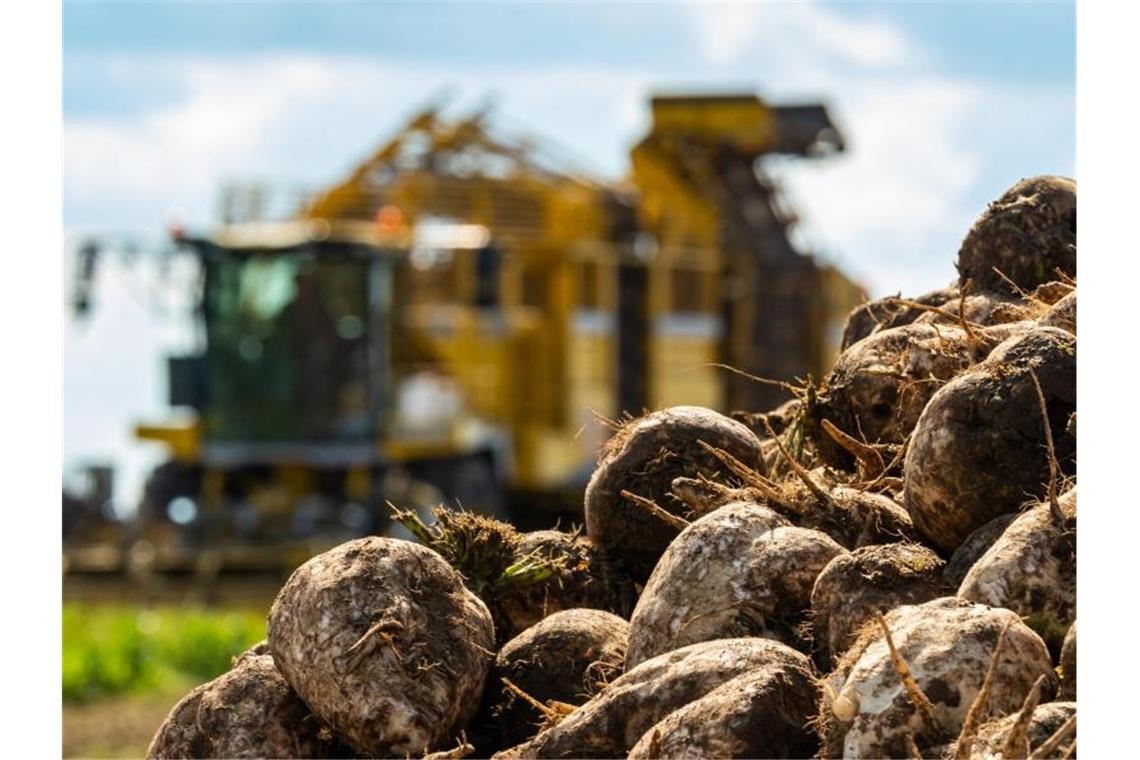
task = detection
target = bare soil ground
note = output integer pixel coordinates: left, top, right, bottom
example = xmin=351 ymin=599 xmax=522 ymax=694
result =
xmin=63 ymin=687 xmax=186 ymax=759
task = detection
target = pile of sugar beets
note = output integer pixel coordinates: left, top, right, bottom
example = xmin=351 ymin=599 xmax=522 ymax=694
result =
xmin=148 ymin=176 xmax=1077 ymax=760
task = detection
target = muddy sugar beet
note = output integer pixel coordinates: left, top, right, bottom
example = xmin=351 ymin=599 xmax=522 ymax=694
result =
xmin=478 ymin=608 xmax=629 ymax=753
xmin=496 ymin=637 xmax=814 ymax=759
xmin=267 ymin=537 xmax=495 ymax=757
xmin=626 ymin=655 xmax=820 ymax=759
xmin=956 ymin=175 xmax=1076 ymax=294
xmin=819 ymin=597 xmax=1056 ymax=757
xmin=903 ymin=325 xmax=1076 ymax=551
xmin=809 ymin=543 xmax=947 ymax=667
xmin=147 ymin=653 xmax=346 ymax=759
xmin=958 ymin=489 xmax=1076 ymax=656
xmin=584 ymin=406 xmax=768 ymax=581
xmin=626 ymin=503 xmax=841 ymax=667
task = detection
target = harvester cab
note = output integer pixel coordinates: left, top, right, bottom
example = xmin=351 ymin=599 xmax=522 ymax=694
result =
xmin=131 ymin=217 xmax=511 ymax=574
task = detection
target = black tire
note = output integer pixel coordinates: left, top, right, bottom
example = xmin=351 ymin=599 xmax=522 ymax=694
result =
xmin=140 ymin=461 xmax=202 ymax=523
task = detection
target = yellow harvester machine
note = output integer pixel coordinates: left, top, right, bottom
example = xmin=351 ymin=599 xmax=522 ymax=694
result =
xmin=69 ymin=92 xmax=866 ymax=577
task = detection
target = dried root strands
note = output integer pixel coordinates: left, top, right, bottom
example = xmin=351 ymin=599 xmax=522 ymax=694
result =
xmin=817 ymin=598 xmax=1056 ymax=758
xmin=626 ymin=500 xmax=839 ymax=668
xmin=997 ymin=674 xmax=1047 ymax=759
xmin=731 ymin=398 xmax=803 ymax=440
xmin=956 ymin=176 xmax=1077 ymax=295
xmin=584 ymin=406 xmax=768 ymax=581
xmin=267 ymin=537 xmax=495 ymax=758
xmin=812 ymin=323 xmax=992 ymax=471
xmin=1038 ymin=290 xmax=1076 ymax=335
xmin=698 ymin=435 xmax=917 ymax=551
xmin=1028 ymin=713 xmax=1076 ymax=759
xmin=952 ymin=618 xmax=1014 ymax=759
xmin=146 ymin=654 xmax=347 ymax=759
xmin=945 ymin=701 xmax=1076 ymax=759
xmin=840 ymin=284 xmax=960 ymax=351
xmin=495 ymin=638 xmax=814 ymax=760
xmin=911 ymin=290 xmax=1043 ymax=330
xmin=903 ymin=326 xmax=1076 ymax=552
xmin=809 ymin=543 xmax=947 ymax=667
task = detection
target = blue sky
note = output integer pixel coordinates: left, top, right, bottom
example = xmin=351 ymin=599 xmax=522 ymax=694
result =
xmin=63 ymin=0 xmax=1075 ymax=509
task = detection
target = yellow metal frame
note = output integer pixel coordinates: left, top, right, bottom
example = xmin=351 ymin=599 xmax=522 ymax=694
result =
xmin=139 ymin=96 xmax=865 ymax=497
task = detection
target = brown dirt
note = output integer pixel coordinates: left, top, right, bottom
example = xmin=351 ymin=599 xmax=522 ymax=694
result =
xmin=146 ymin=654 xmax=345 ymax=759
xmin=64 ymin=691 xmax=185 ymax=759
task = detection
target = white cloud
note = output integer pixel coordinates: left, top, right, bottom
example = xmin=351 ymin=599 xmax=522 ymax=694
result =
xmin=769 ymin=77 xmax=984 ymax=292
xmin=795 ymin=3 xmax=915 ymax=69
xmin=687 ymin=1 xmax=916 ymax=70
xmin=65 ymin=56 xmax=653 ymax=228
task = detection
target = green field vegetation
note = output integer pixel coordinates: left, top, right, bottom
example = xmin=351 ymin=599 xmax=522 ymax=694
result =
xmin=62 ymin=603 xmax=266 ymax=702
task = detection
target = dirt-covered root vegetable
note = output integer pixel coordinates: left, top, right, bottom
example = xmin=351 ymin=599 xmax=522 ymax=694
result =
xmin=626 ymin=506 xmax=840 ymax=668
xmin=765 ymin=479 xmax=918 ymax=550
xmin=392 ymin=507 xmax=637 ymax=643
xmin=731 ymin=398 xmax=803 ymax=441
xmin=956 ymin=175 xmax=1077 ymax=295
xmin=809 ymin=543 xmax=947 ymax=666
xmin=482 ymin=609 xmax=629 ymax=752
xmin=942 ymin=513 xmax=1018 ymax=589
xmin=949 ymin=701 xmax=1076 ymax=758
xmin=496 ymin=529 xmax=638 ymax=637
xmin=585 ymin=406 xmax=769 ymax=581
xmin=232 ymin=639 xmax=271 ymax=665
xmin=1039 ymin=290 xmax=1076 ymax=335
xmin=267 ymin=537 xmax=495 ymax=757
xmin=903 ymin=326 xmax=1076 ymax=552
xmin=958 ymin=490 xmax=1076 ymax=656
xmin=840 ymin=284 xmax=960 ymax=351
xmin=495 ymin=637 xmax=814 ymax=760
xmin=912 ymin=290 xmax=1043 ymax=329
xmin=814 ymin=323 xmax=981 ymax=469
xmin=146 ymin=654 xmax=345 ymax=759
xmin=818 ymin=597 xmax=1056 ymax=758
xmin=626 ymin=655 xmax=820 ymax=759
xmin=1059 ymin=621 xmax=1076 ymax=700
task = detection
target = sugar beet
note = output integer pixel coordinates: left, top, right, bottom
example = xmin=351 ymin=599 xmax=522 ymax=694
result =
xmin=585 ymin=406 xmax=768 ymax=581
xmin=267 ymin=537 xmax=495 ymax=757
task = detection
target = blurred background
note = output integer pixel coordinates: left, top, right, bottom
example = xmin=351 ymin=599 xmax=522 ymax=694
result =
xmin=61 ymin=2 xmax=1074 ymax=756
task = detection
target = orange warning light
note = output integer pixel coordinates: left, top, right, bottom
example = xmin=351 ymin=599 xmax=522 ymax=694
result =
xmin=376 ymin=205 xmax=404 ymax=233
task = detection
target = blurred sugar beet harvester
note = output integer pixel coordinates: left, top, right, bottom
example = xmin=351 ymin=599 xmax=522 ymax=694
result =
xmin=67 ymin=91 xmax=865 ymax=579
